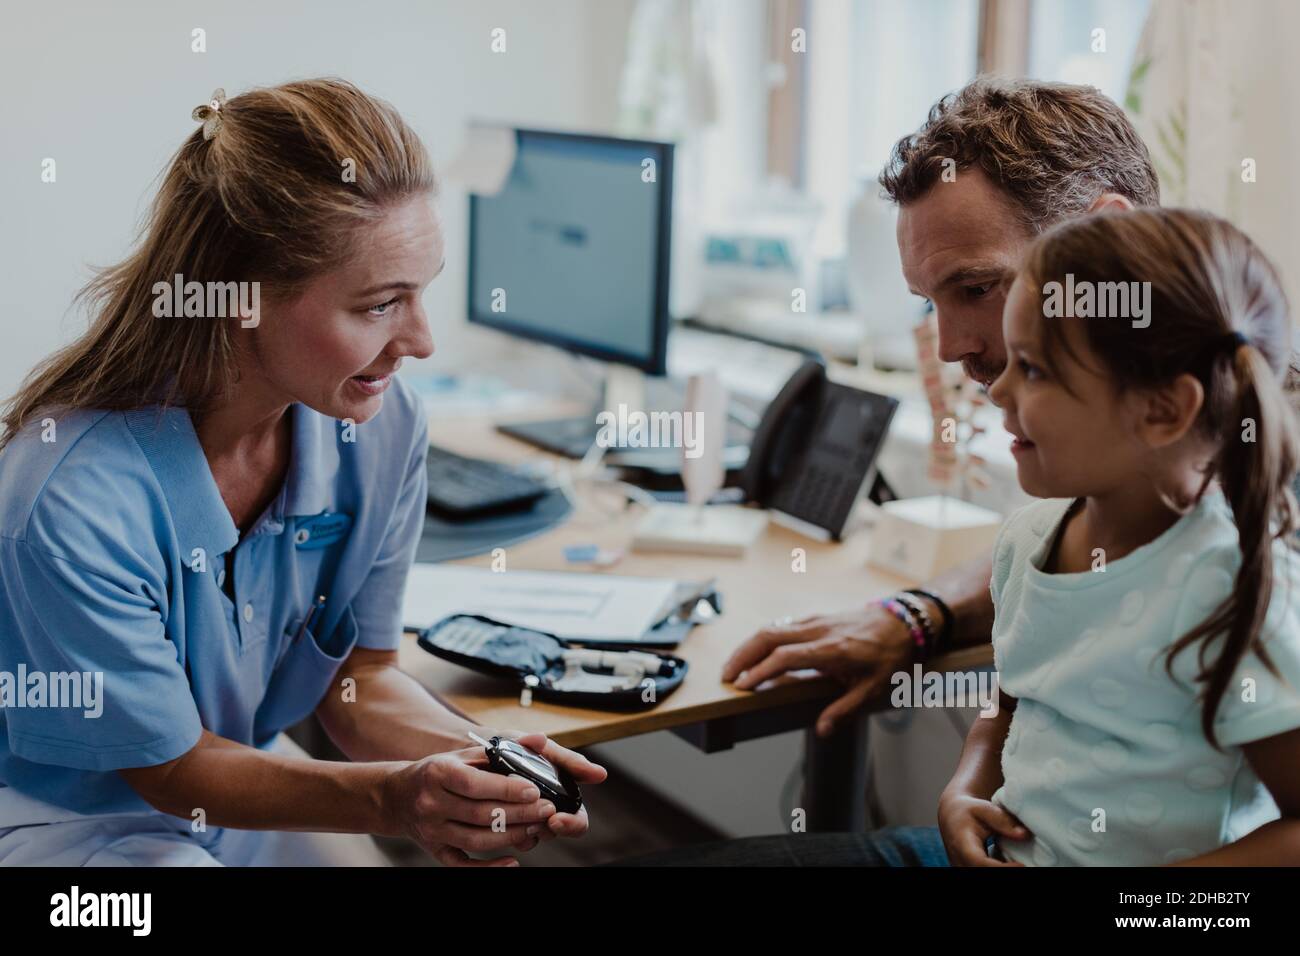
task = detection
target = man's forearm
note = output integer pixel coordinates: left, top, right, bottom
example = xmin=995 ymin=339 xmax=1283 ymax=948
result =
xmin=913 ymin=551 xmax=995 ymax=650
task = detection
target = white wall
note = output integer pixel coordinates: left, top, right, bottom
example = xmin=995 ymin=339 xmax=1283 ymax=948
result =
xmin=0 ymin=0 xmax=636 ymax=398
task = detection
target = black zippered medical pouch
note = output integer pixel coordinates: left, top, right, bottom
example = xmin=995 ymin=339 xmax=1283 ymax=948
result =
xmin=417 ymin=613 xmax=688 ymax=710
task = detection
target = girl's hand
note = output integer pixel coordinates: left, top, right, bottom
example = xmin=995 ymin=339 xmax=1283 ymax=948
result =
xmin=381 ymin=747 xmax=561 ymax=867
xmin=938 ymin=792 xmax=1030 ymax=866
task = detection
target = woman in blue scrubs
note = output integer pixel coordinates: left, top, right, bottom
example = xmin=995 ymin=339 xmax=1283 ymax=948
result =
xmin=0 ymin=79 xmax=605 ymax=866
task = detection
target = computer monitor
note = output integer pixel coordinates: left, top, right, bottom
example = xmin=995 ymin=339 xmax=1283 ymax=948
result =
xmin=467 ymin=128 xmax=674 ymax=376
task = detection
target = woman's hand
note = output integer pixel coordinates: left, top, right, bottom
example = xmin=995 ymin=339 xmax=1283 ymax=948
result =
xmin=382 ymin=746 xmax=561 ymax=867
xmin=505 ymin=732 xmax=608 ymax=839
xmin=381 ymin=733 xmax=608 ymax=866
xmin=937 ymin=792 xmax=1029 ymax=867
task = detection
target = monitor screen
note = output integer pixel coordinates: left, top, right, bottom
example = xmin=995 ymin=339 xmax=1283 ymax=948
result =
xmin=468 ymin=129 xmax=672 ymax=374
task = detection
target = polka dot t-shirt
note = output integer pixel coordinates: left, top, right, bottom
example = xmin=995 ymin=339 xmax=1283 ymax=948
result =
xmin=989 ymin=490 xmax=1300 ymax=866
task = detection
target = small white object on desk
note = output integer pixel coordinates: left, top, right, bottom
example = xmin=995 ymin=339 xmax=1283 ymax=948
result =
xmin=866 ymin=494 xmax=1002 ymax=580
xmin=633 ymin=371 xmax=769 ymax=556
xmin=632 ymin=503 xmax=769 ymax=556
xmin=681 ymin=370 xmax=727 ymax=507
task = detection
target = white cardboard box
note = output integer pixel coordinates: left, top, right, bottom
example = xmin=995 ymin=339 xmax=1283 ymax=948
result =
xmin=867 ymin=494 xmax=1003 ymax=580
xmin=632 ymin=504 xmax=769 ymax=557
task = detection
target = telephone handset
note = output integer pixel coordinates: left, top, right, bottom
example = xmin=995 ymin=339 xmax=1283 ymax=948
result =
xmin=740 ymin=359 xmax=898 ymax=539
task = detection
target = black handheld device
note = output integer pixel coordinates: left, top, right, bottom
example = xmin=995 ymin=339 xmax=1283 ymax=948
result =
xmin=469 ymin=732 xmax=583 ymax=814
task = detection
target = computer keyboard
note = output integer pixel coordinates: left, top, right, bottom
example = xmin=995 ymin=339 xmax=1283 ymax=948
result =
xmin=425 ymin=444 xmax=550 ymax=519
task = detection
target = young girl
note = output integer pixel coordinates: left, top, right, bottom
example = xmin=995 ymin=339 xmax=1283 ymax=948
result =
xmin=939 ymin=208 xmax=1300 ymax=866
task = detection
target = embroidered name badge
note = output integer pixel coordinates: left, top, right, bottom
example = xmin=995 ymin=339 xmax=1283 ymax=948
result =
xmin=294 ymin=512 xmax=352 ymax=550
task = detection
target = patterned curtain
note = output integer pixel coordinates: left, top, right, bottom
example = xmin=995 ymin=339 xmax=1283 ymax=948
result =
xmin=1125 ymin=0 xmax=1300 ymax=309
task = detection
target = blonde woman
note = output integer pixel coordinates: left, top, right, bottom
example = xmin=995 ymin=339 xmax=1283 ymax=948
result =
xmin=0 ymin=79 xmax=605 ymax=867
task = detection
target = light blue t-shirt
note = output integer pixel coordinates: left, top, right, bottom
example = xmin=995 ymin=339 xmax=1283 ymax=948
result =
xmin=0 ymin=378 xmax=428 ymax=845
xmin=990 ymin=491 xmax=1300 ymax=866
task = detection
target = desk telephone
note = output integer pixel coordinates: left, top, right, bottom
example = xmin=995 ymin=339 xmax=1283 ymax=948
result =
xmin=739 ymin=359 xmax=898 ymax=539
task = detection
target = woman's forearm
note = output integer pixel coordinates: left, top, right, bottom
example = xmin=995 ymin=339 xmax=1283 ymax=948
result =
xmin=119 ymin=730 xmax=404 ymax=835
xmin=316 ymin=649 xmax=480 ymax=762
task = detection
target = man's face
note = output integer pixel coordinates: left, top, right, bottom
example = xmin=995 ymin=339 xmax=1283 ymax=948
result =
xmin=897 ymin=168 xmax=1034 ymax=388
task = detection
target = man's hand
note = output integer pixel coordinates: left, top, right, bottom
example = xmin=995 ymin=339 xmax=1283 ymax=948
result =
xmin=720 ymin=605 xmax=915 ymax=737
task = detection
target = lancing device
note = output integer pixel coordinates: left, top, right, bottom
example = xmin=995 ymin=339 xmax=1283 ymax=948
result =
xmin=468 ymin=732 xmax=583 ymax=814
xmin=561 ymin=647 xmax=667 ymax=675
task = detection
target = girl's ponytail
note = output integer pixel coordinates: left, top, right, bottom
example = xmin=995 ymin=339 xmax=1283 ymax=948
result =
xmin=1167 ymin=340 xmax=1300 ymax=747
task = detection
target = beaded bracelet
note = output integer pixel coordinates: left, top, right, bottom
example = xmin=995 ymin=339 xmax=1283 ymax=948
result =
xmin=894 ymin=591 xmax=938 ymax=655
xmin=872 ymin=596 xmax=929 ymax=659
xmin=902 ymin=587 xmax=954 ymax=655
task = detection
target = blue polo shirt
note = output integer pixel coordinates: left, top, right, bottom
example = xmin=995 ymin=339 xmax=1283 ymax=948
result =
xmin=0 ymin=378 xmax=429 ymax=834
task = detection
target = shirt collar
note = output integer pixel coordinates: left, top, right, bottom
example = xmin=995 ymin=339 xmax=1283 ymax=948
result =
xmin=283 ymin=400 xmax=337 ymax=518
xmin=124 ymin=406 xmax=239 ymax=559
xmin=124 ymin=402 xmax=340 ymax=557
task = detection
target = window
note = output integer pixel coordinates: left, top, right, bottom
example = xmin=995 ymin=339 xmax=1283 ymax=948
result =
xmin=791 ymin=0 xmax=982 ymax=257
xmin=1026 ymin=0 xmax=1151 ymax=102
xmin=738 ymin=0 xmax=1156 ymax=330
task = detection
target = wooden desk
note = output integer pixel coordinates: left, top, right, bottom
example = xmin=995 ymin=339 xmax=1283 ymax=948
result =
xmin=398 ymin=413 xmax=994 ymax=830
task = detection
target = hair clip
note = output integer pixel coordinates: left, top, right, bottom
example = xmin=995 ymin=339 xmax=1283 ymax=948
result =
xmin=191 ymin=88 xmax=227 ymax=141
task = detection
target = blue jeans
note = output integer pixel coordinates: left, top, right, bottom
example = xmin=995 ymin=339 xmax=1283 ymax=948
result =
xmin=616 ymin=826 xmax=949 ymax=867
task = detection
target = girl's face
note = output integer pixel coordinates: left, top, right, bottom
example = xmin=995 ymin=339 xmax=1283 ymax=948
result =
xmin=988 ymin=275 xmax=1151 ymax=498
xmin=246 ymin=196 xmax=443 ymax=424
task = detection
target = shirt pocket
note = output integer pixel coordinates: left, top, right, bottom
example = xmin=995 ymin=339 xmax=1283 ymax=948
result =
xmin=253 ymin=605 xmax=360 ymax=743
